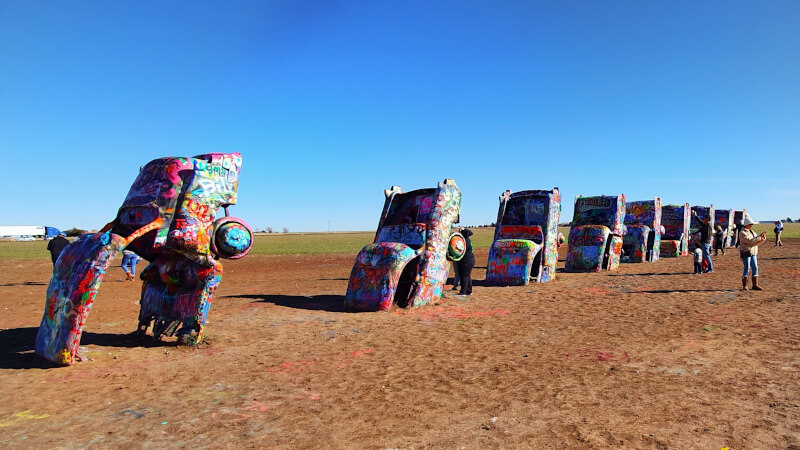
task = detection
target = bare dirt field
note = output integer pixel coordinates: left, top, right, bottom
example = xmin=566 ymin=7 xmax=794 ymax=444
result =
xmin=1 ymin=241 xmax=799 ymax=448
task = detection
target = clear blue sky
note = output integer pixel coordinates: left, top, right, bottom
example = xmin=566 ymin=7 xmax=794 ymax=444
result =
xmin=2 ymin=1 xmax=798 ymax=231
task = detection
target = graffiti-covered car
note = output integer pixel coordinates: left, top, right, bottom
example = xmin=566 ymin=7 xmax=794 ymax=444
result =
xmin=714 ymin=209 xmax=734 ymax=248
xmin=660 ymin=204 xmax=690 ymax=257
xmin=689 ymin=205 xmax=715 ymax=252
xmin=345 ymin=179 xmax=461 ymax=311
xmin=36 ymin=153 xmax=252 ymax=365
xmin=565 ymin=194 xmax=625 ymax=272
xmin=622 ymin=198 xmax=662 ymax=263
xmin=485 ymin=188 xmax=561 ymax=286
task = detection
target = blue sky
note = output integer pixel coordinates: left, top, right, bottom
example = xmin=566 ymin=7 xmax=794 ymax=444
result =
xmin=2 ymin=1 xmax=798 ymax=231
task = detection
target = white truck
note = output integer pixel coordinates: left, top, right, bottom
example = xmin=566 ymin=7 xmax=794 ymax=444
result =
xmin=0 ymin=226 xmax=61 ymax=240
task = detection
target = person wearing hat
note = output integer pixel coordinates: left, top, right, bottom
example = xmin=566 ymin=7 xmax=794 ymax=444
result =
xmin=738 ymin=214 xmax=767 ymax=291
xmin=457 ymin=228 xmax=475 ymax=296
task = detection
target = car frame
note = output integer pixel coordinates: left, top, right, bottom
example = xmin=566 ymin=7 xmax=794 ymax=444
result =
xmin=659 ymin=204 xmax=691 ymax=257
xmin=714 ymin=209 xmax=734 ymax=248
xmin=565 ymin=194 xmax=626 ymax=272
xmin=622 ymin=198 xmax=662 ymax=263
xmin=485 ymin=188 xmax=562 ymax=285
xmin=36 ymin=152 xmax=252 ymax=365
xmin=345 ymin=179 xmax=461 ymax=311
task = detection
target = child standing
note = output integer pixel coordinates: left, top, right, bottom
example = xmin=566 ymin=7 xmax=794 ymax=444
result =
xmin=693 ymin=247 xmax=703 ymax=274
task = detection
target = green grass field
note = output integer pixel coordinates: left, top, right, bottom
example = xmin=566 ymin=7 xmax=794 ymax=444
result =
xmin=1 ymin=223 xmax=797 ymax=260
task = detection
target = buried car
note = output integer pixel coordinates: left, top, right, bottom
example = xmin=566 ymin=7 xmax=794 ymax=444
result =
xmin=345 ymin=179 xmax=462 ymax=311
xmin=35 ymin=153 xmax=253 ymax=365
xmin=732 ymin=209 xmax=748 ymax=246
xmin=485 ymin=188 xmax=562 ymax=285
xmin=714 ymin=209 xmax=735 ymax=248
xmin=660 ymin=203 xmax=691 ymax=257
xmin=622 ymin=198 xmax=662 ymax=263
xmin=565 ymin=194 xmax=626 ymax=272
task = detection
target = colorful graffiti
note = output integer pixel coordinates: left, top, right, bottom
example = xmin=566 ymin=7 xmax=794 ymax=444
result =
xmin=36 ymin=153 xmax=252 ymax=365
xmin=345 ymin=179 xmax=461 ymax=311
xmin=714 ymin=209 xmax=734 ymax=248
xmin=622 ymin=198 xmax=662 ymax=263
xmin=733 ymin=210 xmax=747 ymax=226
xmin=565 ymin=195 xmax=625 ymax=272
xmin=486 ymin=188 xmax=561 ymax=285
xmin=689 ymin=205 xmax=715 ymax=252
xmin=660 ymin=204 xmax=690 ymax=257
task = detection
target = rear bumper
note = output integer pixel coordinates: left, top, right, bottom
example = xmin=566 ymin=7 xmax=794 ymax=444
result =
xmin=486 ymin=239 xmax=542 ymax=286
xmin=345 ymin=242 xmax=421 ymax=311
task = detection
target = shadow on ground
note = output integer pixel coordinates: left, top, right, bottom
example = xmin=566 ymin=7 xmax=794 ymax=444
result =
xmin=0 ymin=327 xmax=170 ymax=370
xmin=226 ymin=294 xmax=353 ymax=312
xmin=633 ymin=289 xmax=740 ymax=294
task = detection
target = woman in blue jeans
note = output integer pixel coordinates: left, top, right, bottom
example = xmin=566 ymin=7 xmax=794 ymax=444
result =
xmin=121 ymin=250 xmax=140 ymax=281
xmin=738 ymin=214 xmax=767 ymax=291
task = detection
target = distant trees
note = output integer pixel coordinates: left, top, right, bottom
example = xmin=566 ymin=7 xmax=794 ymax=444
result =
xmin=63 ymin=227 xmax=87 ymax=237
xmin=282 ymin=227 xmax=290 ymax=233
xmin=787 ymin=217 xmax=794 ymax=223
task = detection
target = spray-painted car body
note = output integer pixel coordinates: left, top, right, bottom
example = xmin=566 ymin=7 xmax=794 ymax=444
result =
xmin=565 ymin=195 xmax=625 ymax=272
xmin=689 ymin=205 xmax=715 ymax=252
xmin=622 ymin=198 xmax=662 ymax=263
xmin=659 ymin=204 xmax=690 ymax=257
xmin=486 ymin=188 xmax=561 ymax=285
xmin=345 ymin=179 xmax=461 ymax=311
xmin=36 ymin=153 xmax=252 ymax=365
xmin=733 ymin=210 xmax=747 ymax=226
xmin=714 ymin=209 xmax=734 ymax=248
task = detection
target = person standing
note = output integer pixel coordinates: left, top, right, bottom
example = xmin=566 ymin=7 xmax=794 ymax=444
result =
xmin=450 ymin=259 xmax=460 ymax=291
xmin=733 ymin=220 xmax=743 ymax=248
xmin=713 ymin=224 xmax=725 ymax=256
xmin=46 ymin=233 xmax=70 ymax=265
xmin=692 ymin=211 xmax=714 ymax=273
xmin=121 ymin=249 xmax=140 ymax=281
xmin=457 ymin=228 xmax=475 ymax=296
xmin=739 ymin=214 xmax=767 ymax=291
xmin=693 ymin=247 xmax=703 ymax=274
xmin=774 ymin=221 xmax=784 ymax=247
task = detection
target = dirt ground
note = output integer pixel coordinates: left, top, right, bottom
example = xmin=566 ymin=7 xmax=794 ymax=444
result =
xmin=1 ymin=241 xmax=799 ymax=449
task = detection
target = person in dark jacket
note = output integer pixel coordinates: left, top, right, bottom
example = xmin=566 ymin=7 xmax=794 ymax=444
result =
xmin=46 ymin=234 xmax=70 ymax=264
xmin=692 ymin=211 xmax=714 ymax=273
xmin=457 ymin=228 xmax=475 ymax=295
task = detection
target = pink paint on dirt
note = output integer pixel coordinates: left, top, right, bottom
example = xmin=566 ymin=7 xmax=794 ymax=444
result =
xmin=584 ymin=287 xmax=612 ymax=295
